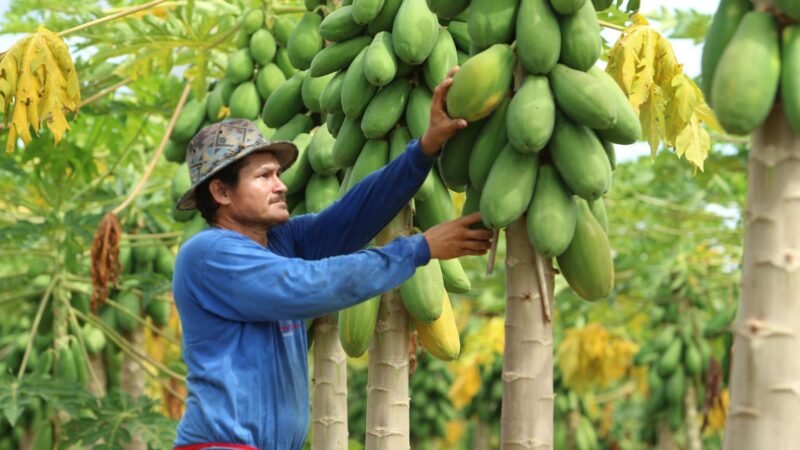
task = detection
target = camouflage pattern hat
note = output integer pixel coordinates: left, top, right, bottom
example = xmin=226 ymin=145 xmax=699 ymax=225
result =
xmin=175 ymin=119 xmax=297 ymax=211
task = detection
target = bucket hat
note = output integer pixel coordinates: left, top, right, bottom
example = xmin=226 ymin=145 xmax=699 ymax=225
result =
xmin=175 ymin=119 xmax=298 ymax=211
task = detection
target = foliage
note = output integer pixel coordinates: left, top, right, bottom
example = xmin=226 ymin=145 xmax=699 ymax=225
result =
xmin=0 ymin=26 xmax=80 ymax=152
xmin=557 ymin=323 xmax=639 ymax=393
xmin=606 ymin=14 xmax=721 ymax=171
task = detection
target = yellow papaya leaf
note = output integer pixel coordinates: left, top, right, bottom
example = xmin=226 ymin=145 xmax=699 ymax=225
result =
xmin=448 ymin=360 xmax=481 ymax=409
xmin=606 ymin=21 xmax=715 ymax=171
xmin=0 ymin=26 xmax=80 ymax=152
xmin=557 ymin=324 xmax=638 ymax=393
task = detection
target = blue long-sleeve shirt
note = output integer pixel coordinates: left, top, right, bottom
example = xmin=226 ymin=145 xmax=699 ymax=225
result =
xmin=173 ymin=140 xmax=434 ymax=449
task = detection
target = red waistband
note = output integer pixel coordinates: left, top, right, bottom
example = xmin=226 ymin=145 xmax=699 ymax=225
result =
xmin=174 ymin=444 xmax=258 ymax=450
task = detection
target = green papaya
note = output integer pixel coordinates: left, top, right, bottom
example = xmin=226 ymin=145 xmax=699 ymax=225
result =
xmin=171 ymin=164 xmax=192 ymax=204
xmin=447 ymin=44 xmax=514 ymax=121
xmin=507 ymin=75 xmax=555 ymax=153
xmin=345 ymin=139 xmax=389 ymax=191
xmin=653 ymin=325 xmax=676 ymax=351
xmin=405 ymin=85 xmax=433 ymax=139
xmin=254 ymin=117 xmax=275 ymax=139
xmin=275 ymin=47 xmax=299 ymax=78
xmin=243 ymin=9 xmax=264 ymax=34
xmin=658 ymin=338 xmax=683 ymax=377
xmin=589 ymin=197 xmax=608 ymax=232
xmin=146 ymin=298 xmax=171 ymax=327
xmin=367 ymin=0 xmax=403 ymax=35
xmin=424 ymin=28 xmax=458 ymax=91
xmin=440 ymin=258 xmax=471 ymax=293
xmin=164 ymin=139 xmax=186 ymax=163
xmin=427 ymin=0 xmax=470 ymax=18
xmin=228 ymin=82 xmax=261 ymax=120
xmin=55 ymin=343 xmax=77 ymax=383
xmin=600 ymin=138 xmax=616 ymax=170
xmin=116 ymin=291 xmax=140 ymax=332
xmin=320 ymin=70 xmax=346 ymax=114
xmin=364 ymin=32 xmax=398 ymax=87
xmin=700 ymin=0 xmax=752 ymax=103
xmin=712 ymin=12 xmax=780 ymax=135
xmin=82 ymin=323 xmax=107 ymax=354
xmin=292 ymin=201 xmax=307 ymax=216
xmin=782 ymin=26 xmax=800 ymax=135
xmin=527 ymin=165 xmax=576 ymax=258
xmin=457 ymin=50 xmax=468 ymax=66
xmin=327 ymin=112 xmax=346 ymax=137
xmin=30 ymin=419 xmax=53 ymax=450
xmin=776 ymin=0 xmax=800 ymax=20
xmin=250 ymin=29 xmax=277 ymax=66
xmin=69 ymin=338 xmax=88 ymax=387
xmin=281 ymin=133 xmax=314 ymax=195
xmin=263 ymin=71 xmax=306 ymax=128
xmin=592 ymin=76 xmax=641 ymax=144
xmin=287 ymin=13 xmax=324 ymax=70
xmin=362 ymin=78 xmax=412 ymax=138
xmin=665 ymin=368 xmax=686 ymax=406
xmin=415 ymin=171 xmax=456 ymax=230
xmin=172 ymin=97 xmax=207 ymax=143
xmin=400 ymin=258 xmax=445 ymax=323
xmin=550 ymin=0 xmax=586 ymax=14
xmin=255 ymin=64 xmax=286 ymax=102
xmin=301 ymin=72 xmax=335 ymax=113
xmin=439 ymin=120 xmax=485 ymax=191
xmin=558 ymin=1 xmax=601 ymax=71
xmin=549 ymin=115 xmax=612 ymax=201
xmin=389 ymin=126 xmax=412 ymax=161
xmin=332 ymin=116 xmax=367 ymax=167
xmin=338 ymin=296 xmax=380 ymax=357
xmin=556 ymin=199 xmax=614 ymax=301
xmin=308 ymin=126 xmax=339 ymax=175
xmin=352 ymin=0 xmax=385 ymax=24
xmin=235 ymin=29 xmax=250 ymax=49
xmin=311 ymin=37 xmax=373 ymax=77
xmin=392 ymin=0 xmax=439 ymax=65
xmin=461 ymin=187 xmax=488 ymax=230
xmin=468 ymin=0 xmax=519 ymax=50
xmin=684 ymin=341 xmax=702 ymax=377
xmin=305 ymin=173 xmax=341 ymax=213
xmin=226 ymin=48 xmax=255 ymax=85
xmin=341 ymin=47 xmax=378 ymax=119
xmin=155 ymin=246 xmax=175 ymax=278
xmin=517 ymin=0 xmax=560 ymax=75
xmin=320 ymin=6 xmax=366 ymax=42
xmin=591 ymin=0 xmax=612 ymax=10
xmin=469 ymin=97 xmax=510 ymax=190
xmin=480 ymin=144 xmax=538 ymax=229
xmin=270 ymin=113 xmax=314 ymax=141
xmin=205 ymin=88 xmax=225 ymax=123
xmin=305 ymin=0 xmax=325 ymax=11
xmin=132 ymin=245 xmax=156 ymax=272
xmin=550 ymin=64 xmax=617 ymax=130
xmin=272 ymin=15 xmax=297 ymax=47
xmin=448 ymin=21 xmax=472 ymax=52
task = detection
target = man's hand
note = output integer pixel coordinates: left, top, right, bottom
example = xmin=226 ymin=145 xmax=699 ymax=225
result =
xmin=420 ymin=66 xmax=469 ymax=157
xmin=423 ymin=212 xmax=493 ymax=260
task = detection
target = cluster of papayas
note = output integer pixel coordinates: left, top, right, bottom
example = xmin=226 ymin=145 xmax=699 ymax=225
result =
xmin=261 ymin=0 xmax=472 ymax=360
xmin=443 ymin=0 xmax=630 ymax=302
xmin=631 ymin=302 xmax=731 ymax=444
xmin=703 ymin=0 xmax=800 ymax=135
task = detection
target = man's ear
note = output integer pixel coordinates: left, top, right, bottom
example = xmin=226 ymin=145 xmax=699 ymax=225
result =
xmin=209 ymin=179 xmax=232 ymax=206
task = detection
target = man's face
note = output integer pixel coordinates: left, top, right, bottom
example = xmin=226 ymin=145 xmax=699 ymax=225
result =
xmin=219 ymin=152 xmax=289 ymax=228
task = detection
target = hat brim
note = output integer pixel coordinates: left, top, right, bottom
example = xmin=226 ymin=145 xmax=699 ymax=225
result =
xmin=175 ymin=140 xmax=298 ymax=211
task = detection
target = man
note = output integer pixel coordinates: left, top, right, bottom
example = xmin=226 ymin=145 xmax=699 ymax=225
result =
xmin=171 ymin=69 xmax=492 ymax=450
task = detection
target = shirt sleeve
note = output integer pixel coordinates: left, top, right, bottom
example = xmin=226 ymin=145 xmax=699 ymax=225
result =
xmin=288 ymin=139 xmax=434 ymax=260
xmin=194 ymin=232 xmax=431 ymax=322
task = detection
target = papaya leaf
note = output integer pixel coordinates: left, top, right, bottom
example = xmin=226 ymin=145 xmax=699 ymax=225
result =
xmin=606 ymin=15 xmax=718 ymax=171
xmin=0 ymin=26 xmax=81 ymax=152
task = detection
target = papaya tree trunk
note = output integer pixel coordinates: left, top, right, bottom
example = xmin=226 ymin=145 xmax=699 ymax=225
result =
xmin=501 ymin=217 xmax=555 ymax=449
xmin=723 ymin=105 xmax=800 ymax=448
xmin=122 ymin=327 xmax=146 ymax=450
xmin=684 ymin=385 xmax=703 ymax=450
xmin=365 ymin=207 xmax=412 ymax=450
xmin=311 ymin=314 xmax=349 ymax=450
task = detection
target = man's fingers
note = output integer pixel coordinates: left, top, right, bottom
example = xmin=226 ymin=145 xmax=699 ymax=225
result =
xmin=459 ymin=212 xmax=484 ymax=225
xmin=446 ymin=66 xmax=460 ymax=79
xmin=465 ymin=228 xmax=493 ymax=240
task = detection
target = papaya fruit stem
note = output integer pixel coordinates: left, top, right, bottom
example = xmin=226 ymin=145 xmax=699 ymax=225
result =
xmin=486 ymin=229 xmax=499 ymax=275
xmin=58 ymin=0 xmax=169 ymax=37
xmin=112 ymin=81 xmax=191 ymax=215
xmin=598 ymin=19 xmax=626 ymax=32
xmin=15 ymin=274 xmax=59 ymax=381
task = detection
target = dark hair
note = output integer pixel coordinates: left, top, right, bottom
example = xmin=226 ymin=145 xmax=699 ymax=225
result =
xmin=195 ymin=158 xmax=247 ymax=225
